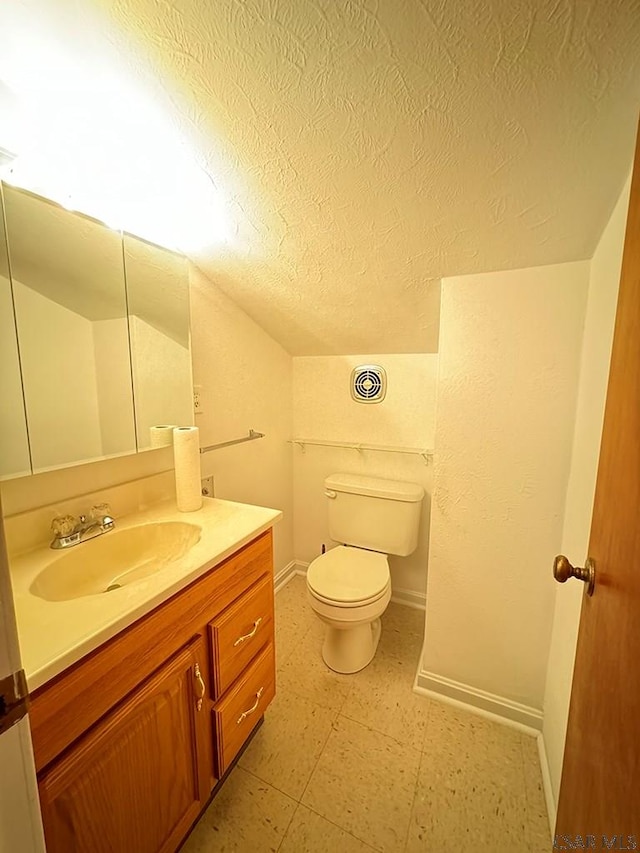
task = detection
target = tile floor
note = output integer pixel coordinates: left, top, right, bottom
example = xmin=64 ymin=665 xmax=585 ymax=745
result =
xmin=183 ymin=576 xmax=551 ymax=853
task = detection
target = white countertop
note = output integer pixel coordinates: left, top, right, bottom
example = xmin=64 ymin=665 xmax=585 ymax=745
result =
xmin=9 ymin=497 xmax=282 ymax=692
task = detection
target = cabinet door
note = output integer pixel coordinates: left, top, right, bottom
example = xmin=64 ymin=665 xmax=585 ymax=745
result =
xmin=38 ymin=637 xmax=211 ymax=853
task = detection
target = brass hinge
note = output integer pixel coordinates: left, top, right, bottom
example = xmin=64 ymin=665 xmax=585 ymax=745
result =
xmin=0 ymin=669 xmax=29 ymax=735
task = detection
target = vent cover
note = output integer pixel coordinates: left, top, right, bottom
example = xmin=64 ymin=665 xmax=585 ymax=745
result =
xmin=351 ymin=365 xmax=387 ymax=404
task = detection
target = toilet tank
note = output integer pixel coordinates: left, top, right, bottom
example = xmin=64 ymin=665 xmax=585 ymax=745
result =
xmin=325 ymin=473 xmax=424 ymax=557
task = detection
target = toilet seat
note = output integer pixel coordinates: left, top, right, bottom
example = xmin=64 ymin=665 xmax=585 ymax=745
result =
xmin=307 ymin=546 xmax=390 ymax=606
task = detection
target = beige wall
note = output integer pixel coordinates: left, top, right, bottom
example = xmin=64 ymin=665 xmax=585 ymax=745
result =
xmin=189 ymin=265 xmax=294 ymax=575
xmin=292 ymin=354 xmax=437 ymax=600
xmin=421 ymin=261 xmax=589 ymax=713
xmin=542 ymin=176 xmax=631 ymax=813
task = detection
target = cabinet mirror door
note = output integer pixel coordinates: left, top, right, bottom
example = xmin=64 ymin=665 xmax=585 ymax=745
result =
xmin=0 ymin=186 xmax=31 ymax=479
xmin=2 ymin=185 xmax=137 ymax=473
xmin=123 ymin=233 xmax=193 ymax=451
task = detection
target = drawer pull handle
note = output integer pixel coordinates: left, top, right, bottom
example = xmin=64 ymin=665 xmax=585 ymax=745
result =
xmin=194 ymin=662 xmax=206 ymax=712
xmin=237 ymin=687 xmax=264 ymax=725
xmin=233 ymin=617 xmax=263 ymax=647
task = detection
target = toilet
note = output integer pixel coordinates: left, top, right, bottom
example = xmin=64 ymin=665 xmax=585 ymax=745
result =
xmin=306 ymin=473 xmax=424 ymax=673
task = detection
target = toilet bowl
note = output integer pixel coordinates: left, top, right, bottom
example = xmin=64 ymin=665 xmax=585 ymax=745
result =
xmin=307 ymin=545 xmax=392 ymax=673
xmin=306 ymin=473 xmax=424 ymax=674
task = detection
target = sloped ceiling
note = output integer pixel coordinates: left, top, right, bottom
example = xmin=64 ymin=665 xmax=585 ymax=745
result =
xmin=103 ymin=0 xmax=639 ymax=353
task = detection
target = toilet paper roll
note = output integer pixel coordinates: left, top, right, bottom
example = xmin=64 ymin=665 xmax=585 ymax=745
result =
xmin=149 ymin=425 xmax=178 ymax=448
xmin=173 ymin=426 xmax=202 ymax=512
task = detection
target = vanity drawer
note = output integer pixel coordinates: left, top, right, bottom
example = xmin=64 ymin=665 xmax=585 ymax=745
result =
xmin=209 ymin=574 xmax=273 ymax=699
xmin=213 ymin=642 xmax=275 ymax=776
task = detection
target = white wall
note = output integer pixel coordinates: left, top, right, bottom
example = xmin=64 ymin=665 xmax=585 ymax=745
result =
xmin=189 ymin=265 xmax=294 ymax=575
xmin=292 ymin=354 xmax=437 ymax=600
xmin=542 ymin=176 xmax=631 ymax=810
xmin=421 ymin=261 xmax=589 ymax=715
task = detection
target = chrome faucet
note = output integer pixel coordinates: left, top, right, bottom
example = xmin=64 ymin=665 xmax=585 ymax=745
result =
xmin=50 ymin=504 xmax=115 ymax=550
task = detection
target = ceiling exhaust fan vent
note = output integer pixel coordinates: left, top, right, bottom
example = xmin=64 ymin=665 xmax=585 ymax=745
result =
xmin=351 ymin=365 xmax=387 ymax=404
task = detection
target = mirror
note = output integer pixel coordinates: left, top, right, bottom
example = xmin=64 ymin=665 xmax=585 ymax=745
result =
xmin=0 ymin=184 xmax=194 ymax=478
xmin=123 ymin=233 xmax=193 ymax=451
xmin=0 ymin=185 xmax=31 ymax=478
xmin=2 ymin=185 xmax=136 ymax=473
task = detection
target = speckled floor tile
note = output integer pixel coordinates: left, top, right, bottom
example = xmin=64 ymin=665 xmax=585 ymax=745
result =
xmin=381 ymin=601 xmax=425 ymax=637
xmin=423 ymin=701 xmax=526 ymax=778
xmin=275 ymin=575 xmax=312 ymax=621
xmin=377 ymin=603 xmax=425 ymax=667
xmin=406 ymin=750 xmax=530 ymax=852
xmin=278 ymin=624 xmax=354 ymax=712
xmin=301 ymin=715 xmax=421 ymax=852
xmin=340 ymin=653 xmax=431 ymax=750
xmin=181 ymin=766 xmax=295 ymax=853
xmin=275 ymin=576 xmax=315 ymax=667
xmin=408 ymin=701 xmax=531 ymax=852
xmin=275 ymin=619 xmax=306 ymax=670
xmin=238 ymin=687 xmax=337 ymax=800
xmin=279 ymin=804 xmax=377 ymax=853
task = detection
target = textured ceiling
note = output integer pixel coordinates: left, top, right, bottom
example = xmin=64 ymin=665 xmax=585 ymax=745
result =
xmin=59 ymin=1 xmax=640 ymax=352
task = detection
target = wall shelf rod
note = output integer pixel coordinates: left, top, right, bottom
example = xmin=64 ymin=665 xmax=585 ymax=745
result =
xmin=200 ymin=429 xmax=265 ymax=454
xmin=289 ymin=438 xmax=433 ymax=464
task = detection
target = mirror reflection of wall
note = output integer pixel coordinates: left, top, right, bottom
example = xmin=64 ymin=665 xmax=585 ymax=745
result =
xmin=0 ymin=186 xmax=31 ymax=478
xmin=3 ymin=185 xmax=137 ymax=473
xmin=123 ymin=233 xmax=193 ymax=451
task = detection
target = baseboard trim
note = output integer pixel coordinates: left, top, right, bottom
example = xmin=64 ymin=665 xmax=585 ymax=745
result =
xmin=274 ymin=561 xmax=298 ymax=593
xmin=390 ymin=587 xmax=426 ymax=610
xmin=414 ymin=669 xmax=543 ymax=734
xmin=537 ymin=732 xmax=556 ymax=838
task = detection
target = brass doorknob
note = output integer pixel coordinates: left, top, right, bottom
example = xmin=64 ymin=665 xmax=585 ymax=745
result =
xmin=553 ymin=555 xmax=596 ymax=596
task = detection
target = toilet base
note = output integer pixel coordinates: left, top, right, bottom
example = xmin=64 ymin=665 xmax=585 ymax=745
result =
xmin=322 ymin=618 xmax=382 ymax=674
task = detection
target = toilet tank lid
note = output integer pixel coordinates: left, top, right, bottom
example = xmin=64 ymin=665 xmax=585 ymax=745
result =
xmin=325 ymin=473 xmax=424 ymax=502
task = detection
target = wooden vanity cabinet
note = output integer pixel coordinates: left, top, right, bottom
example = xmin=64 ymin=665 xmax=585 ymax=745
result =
xmin=30 ymin=529 xmax=276 ymax=853
xmin=39 ymin=638 xmax=209 ymax=853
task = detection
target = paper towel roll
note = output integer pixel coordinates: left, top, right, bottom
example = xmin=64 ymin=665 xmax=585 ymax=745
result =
xmin=173 ymin=426 xmax=202 ymax=512
xmin=150 ymin=425 xmax=178 ymax=448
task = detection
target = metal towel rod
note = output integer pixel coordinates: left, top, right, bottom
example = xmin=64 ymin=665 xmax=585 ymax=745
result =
xmin=200 ymin=429 xmax=265 ymax=454
xmin=288 ymin=437 xmax=432 ymax=464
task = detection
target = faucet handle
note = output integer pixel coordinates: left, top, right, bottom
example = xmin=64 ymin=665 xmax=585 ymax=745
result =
xmin=51 ymin=514 xmax=76 ymax=537
xmin=91 ymin=503 xmax=115 ymax=531
xmin=90 ymin=502 xmax=112 ymax=520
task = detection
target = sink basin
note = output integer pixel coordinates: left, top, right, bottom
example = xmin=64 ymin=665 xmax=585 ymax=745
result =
xmin=30 ymin=522 xmax=202 ymax=602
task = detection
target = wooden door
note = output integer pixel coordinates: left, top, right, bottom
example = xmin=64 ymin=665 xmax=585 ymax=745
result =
xmin=38 ymin=636 xmax=210 ymax=853
xmin=555 ymin=129 xmax=640 ymax=838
